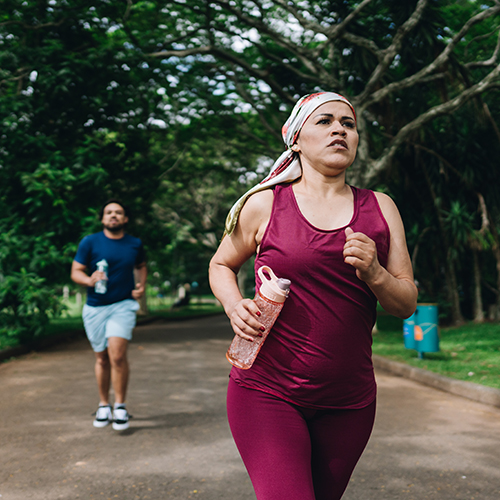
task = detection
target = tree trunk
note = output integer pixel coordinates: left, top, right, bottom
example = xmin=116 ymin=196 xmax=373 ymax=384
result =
xmin=134 ymin=269 xmax=148 ymax=316
xmin=421 ymin=160 xmax=464 ymax=325
xmin=486 ymin=211 xmax=500 ymax=321
xmin=444 ymin=257 xmax=464 ymax=326
xmin=137 ymin=293 xmax=148 ymax=316
xmin=493 ymin=245 xmax=500 ymax=321
xmin=472 ymin=249 xmax=484 ymax=323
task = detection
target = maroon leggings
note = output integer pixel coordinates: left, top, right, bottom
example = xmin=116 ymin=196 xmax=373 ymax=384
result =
xmin=227 ymin=378 xmax=376 ymax=500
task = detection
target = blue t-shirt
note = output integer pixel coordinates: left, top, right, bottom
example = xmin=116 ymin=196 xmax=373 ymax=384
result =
xmin=74 ymin=231 xmax=146 ymax=307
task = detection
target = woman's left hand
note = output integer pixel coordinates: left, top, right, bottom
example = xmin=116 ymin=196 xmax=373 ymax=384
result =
xmin=343 ymin=227 xmax=383 ymax=285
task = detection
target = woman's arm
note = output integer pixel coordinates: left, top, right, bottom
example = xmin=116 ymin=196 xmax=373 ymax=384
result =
xmin=343 ymin=192 xmax=417 ymax=319
xmin=209 ymin=189 xmax=274 ymax=340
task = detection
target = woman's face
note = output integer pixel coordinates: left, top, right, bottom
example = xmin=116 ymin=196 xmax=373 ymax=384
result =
xmin=293 ymin=101 xmax=359 ymax=176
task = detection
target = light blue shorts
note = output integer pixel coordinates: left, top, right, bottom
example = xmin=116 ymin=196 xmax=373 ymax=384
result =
xmin=82 ymin=299 xmax=140 ymax=352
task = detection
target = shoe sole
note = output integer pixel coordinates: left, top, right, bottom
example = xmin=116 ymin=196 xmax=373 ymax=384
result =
xmin=93 ymin=419 xmax=111 ymax=428
xmin=112 ymin=421 xmax=129 ymax=431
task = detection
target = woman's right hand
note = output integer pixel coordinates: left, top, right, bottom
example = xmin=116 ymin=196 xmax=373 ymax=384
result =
xmin=228 ymin=298 xmax=264 ymax=342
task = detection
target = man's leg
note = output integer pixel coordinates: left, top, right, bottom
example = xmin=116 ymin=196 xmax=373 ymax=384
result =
xmin=104 ymin=300 xmax=138 ymax=430
xmin=92 ymin=350 xmax=113 ymax=428
xmin=94 ymin=350 xmax=111 ymax=405
xmin=82 ymin=303 xmax=113 ymax=427
xmin=106 ymin=336 xmax=129 ymax=404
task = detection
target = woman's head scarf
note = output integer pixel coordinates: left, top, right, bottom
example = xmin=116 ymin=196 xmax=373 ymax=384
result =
xmin=224 ymin=91 xmax=356 ymax=235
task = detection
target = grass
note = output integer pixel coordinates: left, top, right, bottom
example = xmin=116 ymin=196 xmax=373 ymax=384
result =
xmin=0 ymin=297 xmax=224 ymax=352
xmin=151 ymin=304 xmax=224 ymax=320
xmin=373 ymin=314 xmax=500 ymax=390
xmin=0 ymin=316 xmax=85 ymax=351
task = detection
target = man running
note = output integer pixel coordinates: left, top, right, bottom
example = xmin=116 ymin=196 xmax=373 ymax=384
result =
xmin=71 ymin=199 xmax=147 ymax=430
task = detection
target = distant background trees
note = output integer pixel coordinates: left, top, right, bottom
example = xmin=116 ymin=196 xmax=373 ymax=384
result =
xmin=1 ymin=0 xmax=499 ymax=340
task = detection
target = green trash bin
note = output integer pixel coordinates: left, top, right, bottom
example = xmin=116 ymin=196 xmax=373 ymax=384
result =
xmin=403 ymin=312 xmax=416 ymax=349
xmin=414 ymin=303 xmax=439 ymax=354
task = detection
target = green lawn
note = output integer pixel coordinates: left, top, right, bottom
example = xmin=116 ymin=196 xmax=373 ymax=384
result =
xmin=373 ymin=314 xmax=500 ymax=390
xmin=151 ymin=304 xmax=224 ymax=319
xmin=0 ymin=299 xmax=224 ymax=352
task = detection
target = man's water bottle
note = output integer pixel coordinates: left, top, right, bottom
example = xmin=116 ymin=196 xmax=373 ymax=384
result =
xmin=226 ymin=265 xmax=291 ymax=370
xmin=95 ymin=259 xmax=108 ymax=294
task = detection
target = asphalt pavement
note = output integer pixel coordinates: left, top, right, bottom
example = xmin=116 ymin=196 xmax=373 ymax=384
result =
xmin=1 ymin=315 xmax=500 ymax=500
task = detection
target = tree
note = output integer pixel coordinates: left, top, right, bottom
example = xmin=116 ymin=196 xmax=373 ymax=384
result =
xmin=0 ymin=0 xmax=267 ymax=340
xmin=0 ymin=0 xmax=172 ymax=340
xmin=383 ymin=96 xmax=500 ymax=324
xmin=140 ymin=0 xmax=500 ymax=184
xmin=138 ymin=0 xmax=500 ymax=323
xmin=2 ymin=0 xmax=500 ymax=333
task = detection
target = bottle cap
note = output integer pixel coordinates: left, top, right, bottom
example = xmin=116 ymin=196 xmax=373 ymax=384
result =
xmin=96 ymin=259 xmax=108 ymax=271
xmin=257 ymin=266 xmax=291 ymax=303
xmin=277 ymin=279 xmax=291 ymax=291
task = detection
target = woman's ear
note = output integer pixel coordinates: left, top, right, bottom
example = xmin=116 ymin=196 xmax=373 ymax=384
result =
xmin=291 ymin=144 xmax=300 ymax=152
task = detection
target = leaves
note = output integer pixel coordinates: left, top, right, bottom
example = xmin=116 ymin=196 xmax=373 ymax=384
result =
xmin=1 ymin=0 xmax=500 ymax=336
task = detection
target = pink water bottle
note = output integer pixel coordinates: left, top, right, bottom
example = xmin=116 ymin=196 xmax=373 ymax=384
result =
xmin=226 ymin=265 xmax=291 ymax=370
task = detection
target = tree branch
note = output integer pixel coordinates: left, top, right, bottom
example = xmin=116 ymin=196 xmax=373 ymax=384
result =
xmin=122 ymin=0 xmax=133 ymax=22
xmin=270 ymin=0 xmax=328 ymax=34
xmin=274 ymin=0 xmax=374 ymax=41
xmin=0 ymin=19 xmax=66 ymax=29
xmin=362 ymin=63 xmax=500 ymax=185
xmin=148 ymin=46 xmax=213 ymax=58
xmin=272 ymin=0 xmax=377 ymax=60
xmin=212 ymin=0 xmax=320 ymax=74
xmin=341 ymin=32 xmax=383 ymax=59
xmin=481 ymin=101 xmax=500 ymax=142
xmin=228 ymin=73 xmax=283 ymax=145
xmin=148 ymin=43 xmax=296 ymax=104
xmin=254 ymin=43 xmax=327 ymax=86
xmin=477 ymin=192 xmax=490 ymax=234
xmin=326 ymin=0 xmax=376 ymax=38
xmin=210 ymin=47 xmax=296 ymax=103
xmin=360 ymin=4 xmax=500 ymax=110
xmin=466 ymin=28 xmax=500 ymax=68
xmin=357 ymin=0 xmax=430 ymax=103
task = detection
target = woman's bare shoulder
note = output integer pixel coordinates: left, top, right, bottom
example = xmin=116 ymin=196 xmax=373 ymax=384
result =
xmin=373 ymin=191 xmax=400 ymax=221
xmin=239 ymin=188 xmax=274 ymax=220
xmin=372 ymin=191 xmax=409 ymax=246
xmin=372 ymin=190 xmax=395 ymax=207
xmin=238 ymin=188 xmax=274 ymax=245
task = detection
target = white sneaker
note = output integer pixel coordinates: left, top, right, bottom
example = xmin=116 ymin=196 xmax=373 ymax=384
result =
xmin=112 ymin=406 xmax=131 ymax=430
xmin=93 ymin=405 xmax=112 ymax=428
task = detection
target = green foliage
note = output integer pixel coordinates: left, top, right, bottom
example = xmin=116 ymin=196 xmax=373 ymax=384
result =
xmin=1 ymin=0 xmax=500 ymax=344
xmin=0 ymin=0 xmax=264 ymax=338
xmin=150 ymin=112 xmax=268 ymax=291
xmin=0 ymin=217 xmax=67 ymax=343
xmin=382 ymin=95 xmax=500 ymax=321
xmin=0 ymin=267 xmax=64 ymax=344
xmin=0 ymin=0 xmax=165 ymax=341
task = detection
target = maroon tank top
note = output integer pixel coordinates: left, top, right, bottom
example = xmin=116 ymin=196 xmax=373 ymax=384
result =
xmin=230 ymin=183 xmax=390 ymax=409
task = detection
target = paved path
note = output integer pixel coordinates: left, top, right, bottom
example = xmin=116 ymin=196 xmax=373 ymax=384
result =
xmin=1 ymin=315 xmax=499 ymax=500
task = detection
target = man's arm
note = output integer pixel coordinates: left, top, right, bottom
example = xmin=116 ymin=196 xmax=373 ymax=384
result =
xmin=132 ymin=262 xmax=147 ymax=299
xmin=71 ymin=260 xmax=106 ymax=288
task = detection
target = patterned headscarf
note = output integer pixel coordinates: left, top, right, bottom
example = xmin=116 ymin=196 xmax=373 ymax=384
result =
xmin=224 ymin=92 xmax=356 ymax=235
